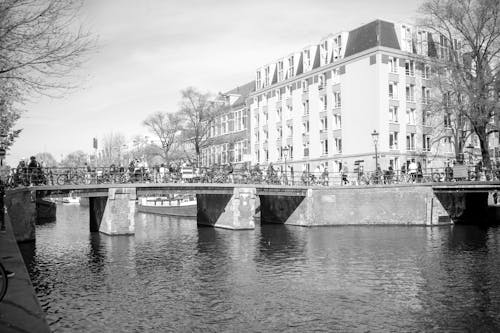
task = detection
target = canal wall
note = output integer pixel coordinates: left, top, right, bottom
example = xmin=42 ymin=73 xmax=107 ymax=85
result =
xmin=260 ymin=185 xmax=450 ymax=226
xmin=4 ymin=189 xmax=37 ymax=242
xmin=0 ymin=214 xmax=51 ymax=332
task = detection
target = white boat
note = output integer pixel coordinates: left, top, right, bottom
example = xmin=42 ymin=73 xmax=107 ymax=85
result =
xmin=137 ymin=195 xmax=197 ymax=217
xmin=62 ymin=196 xmax=80 ymax=204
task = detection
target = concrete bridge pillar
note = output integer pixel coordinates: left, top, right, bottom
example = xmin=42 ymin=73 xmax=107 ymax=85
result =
xmin=98 ymin=188 xmax=136 ymax=235
xmin=197 ymin=187 xmax=256 ymax=230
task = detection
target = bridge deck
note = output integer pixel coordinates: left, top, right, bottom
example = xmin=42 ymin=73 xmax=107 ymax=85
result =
xmin=8 ymin=181 xmax=500 ymax=199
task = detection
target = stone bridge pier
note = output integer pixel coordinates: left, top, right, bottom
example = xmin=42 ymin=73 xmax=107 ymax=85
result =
xmin=196 ymin=187 xmax=257 ymax=230
xmin=89 ymin=188 xmax=136 ymax=235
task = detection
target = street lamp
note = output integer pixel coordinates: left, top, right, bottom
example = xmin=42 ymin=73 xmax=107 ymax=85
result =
xmin=282 ymin=146 xmax=289 ymax=185
xmin=371 ymin=130 xmax=379 ymax=182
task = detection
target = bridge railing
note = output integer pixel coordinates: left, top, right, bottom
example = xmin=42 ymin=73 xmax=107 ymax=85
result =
xmin=2 ymin=165 xmax=499 ymax=188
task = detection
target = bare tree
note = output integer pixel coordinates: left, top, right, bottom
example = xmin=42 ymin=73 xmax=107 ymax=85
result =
xmin=0 ymin=0 xmax=96 ymax=149
xmin=101 ymin=132 xmax=126 ymax=166
xmin=425 ymin=69 xmax=473 ymax=163
xmin=419 ymin=0 xmax=500 ymax=170
xmin=35 ymin=152 xmax=57 ymax=167
xmin=178 ymin=87 xmax=223 ymax=166
xmin=60 ymin=150 xmax=87 ymax=168
xmin=143 ymin=112 xmax=181 ymax=162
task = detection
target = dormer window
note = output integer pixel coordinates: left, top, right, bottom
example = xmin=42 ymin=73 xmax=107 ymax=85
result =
xmin=288 ymin=56 xmax=295 ymax=78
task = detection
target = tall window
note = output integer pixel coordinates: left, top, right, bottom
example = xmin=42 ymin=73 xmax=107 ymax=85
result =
xmin=334 ymin=92 xmax=341 ymax=108
xmin=288 ymin=56 xmax=295 ymax=78
xmin=334 ymin=114 xmax=342 ymax=129
xmin=321 ymin=139 xmax=329 ymax=155
xmin=389 ymin=132 xmax=399 ymax=150
xmin=332 ymin=68 xmax=340 ymax=84
xmin=389 ymin=106 xmax=398 ymax=122
xmin=422 ymin=64 xmax=431 ymax=79
xmin=333 ymin=35 xmax=342 ymax=61
xmin=335 ymin=138 xmax=342 ymax=153
xmin=406 ymin=108 xmax=415 ymax=125
xmin=322 ymin=40 xmax=329 ymax=64
xmin=405 ymin=60 xmax=415 ymax=76
xmin=320 ymin=117 xmax=328 ymax=131
xmin=422 ymin=110 xmax=430 ymax=126
xmin=444 ymin=113 xmax=452 ymax=128
xmin=321 ymin=95 xmax=327 ymax=111
xmin=303 ymin=100 xmax=309 ymax=115
xmin=423 ymin=135 xmax=431 ymax=151
xmin=303 ymin=120 xmax=310 ymax=133
xmin=406 ymin=84 xmax=415 ymax=102
xmin=302 ymin=79 xmax=308 ymax=92
xmin=389 ymin=57 xmax=398 ymax=73
xmin=406 ymin=133 xmax=415 ymax=150
xmin=318 ymin=74 xmax=325 ymax=90
xmin=422 ymin=87 xmax=430 ymax=104
xmin=278 ymin=61 xmax=284 ymax=81
xmin=389 ymin=82 xmax=398 ymax=99
xmin=264 ymin=66 xmax=270 ymax=87
xmin=303 ymin=50 xmax=310 ymax=68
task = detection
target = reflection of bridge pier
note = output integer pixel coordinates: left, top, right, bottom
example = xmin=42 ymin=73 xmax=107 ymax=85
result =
xmin=3 ymin=183 xmax=500 ymax=241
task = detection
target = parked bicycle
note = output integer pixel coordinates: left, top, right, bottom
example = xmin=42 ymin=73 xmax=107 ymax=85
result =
xmin=0 ymin=262 xmax=14 ymax=303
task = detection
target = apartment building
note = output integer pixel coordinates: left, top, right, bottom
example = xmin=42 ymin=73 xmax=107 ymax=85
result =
xmin=250 ymin=19 xmax=459 ymax=176
xmin=201 ymin=81 xmax=255 ymax=167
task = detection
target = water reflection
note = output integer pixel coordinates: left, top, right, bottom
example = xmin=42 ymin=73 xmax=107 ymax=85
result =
xmin=26 ymin=205 xmax=500 ymax=332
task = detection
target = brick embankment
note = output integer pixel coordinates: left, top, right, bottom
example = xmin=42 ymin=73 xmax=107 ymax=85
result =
xmin=0 ymin=215 xmax=50 ymax=333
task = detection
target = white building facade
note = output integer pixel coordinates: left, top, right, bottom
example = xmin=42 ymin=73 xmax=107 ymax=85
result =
xmin=249 ymin=19 xmax=458 ymax=178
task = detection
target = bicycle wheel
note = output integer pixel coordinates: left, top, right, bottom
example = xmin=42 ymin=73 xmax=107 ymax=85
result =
xmin=0 ymin=263 xmax=8 ymax=303
xmin=56 ymin=174 xmax=68 ymax=185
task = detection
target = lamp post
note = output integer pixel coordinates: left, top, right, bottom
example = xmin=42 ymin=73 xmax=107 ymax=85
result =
xmin=282 ymin=146 xmax=289 ymax=185
xmin=371 ymin=130 xmax=379 ymax=183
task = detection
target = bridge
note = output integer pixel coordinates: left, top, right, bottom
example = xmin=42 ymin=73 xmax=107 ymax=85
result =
xmin=4 ymin=181 xmax=500 ymax=242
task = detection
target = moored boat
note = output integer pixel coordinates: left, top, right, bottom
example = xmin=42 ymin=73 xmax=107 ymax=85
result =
xmin=137 ymin=195 xmax=197 ymax=217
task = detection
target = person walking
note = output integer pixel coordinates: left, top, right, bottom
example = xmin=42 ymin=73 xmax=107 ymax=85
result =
xmin=341 ymin=164 xmax=349 ymax=185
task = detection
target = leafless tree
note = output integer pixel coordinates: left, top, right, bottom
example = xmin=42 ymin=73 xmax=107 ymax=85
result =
xmin=178 ymin=87 xmax=223 ymax=166
xmin=101 ymin=132 xmax=126 ymax=166
xmin=424 ymin=69 xmax=473 ymax=163
xmin=143 ymin=112 xmax=181 ymax=162
xmin=419 ymin=0 xmax=500 ymax=170
xmin=0 ymin=0 xmax=96 ymax=148
xmin=60 ymin=150 xmax=87 ymax=168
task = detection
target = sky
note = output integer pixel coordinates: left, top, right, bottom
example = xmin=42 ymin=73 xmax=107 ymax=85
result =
xmin=6 ymin=0 xmax=423 ymax=164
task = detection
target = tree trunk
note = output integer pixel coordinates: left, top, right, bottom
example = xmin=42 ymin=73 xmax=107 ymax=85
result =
xmin=476 ymin=125 xmax=492 ymax=173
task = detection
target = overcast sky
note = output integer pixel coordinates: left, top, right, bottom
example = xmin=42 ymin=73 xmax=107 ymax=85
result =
xmin=7 ymin=0 xmax=422 ymax=164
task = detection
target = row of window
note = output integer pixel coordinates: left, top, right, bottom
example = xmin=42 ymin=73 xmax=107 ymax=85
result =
xmin=201 ymin=140 xmax=249 ymax=166
xmin=389 ymin=106 xmax=432 ymax=126
xmin=389 ymin=82 xmax=431 ymax=103
xmin=208 ymin=110 xmax=248 ymax=138
xmin=389 ymin=132 xmax=431 ymax=151
xmin=388 ymin=57 xmax=432 ymax=79
xmin=256 ymin=35 xmax=343 ymax=89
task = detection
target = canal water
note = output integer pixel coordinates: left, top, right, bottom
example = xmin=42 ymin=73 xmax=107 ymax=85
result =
xmin=19 ymin=204 xmax=500 ymax=332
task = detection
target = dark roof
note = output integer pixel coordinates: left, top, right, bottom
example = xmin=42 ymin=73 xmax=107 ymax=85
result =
xmin=225 ymin=80 xmax=255 ymax=107
xmin=344 ymin=19 xmax=400 ymax=58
